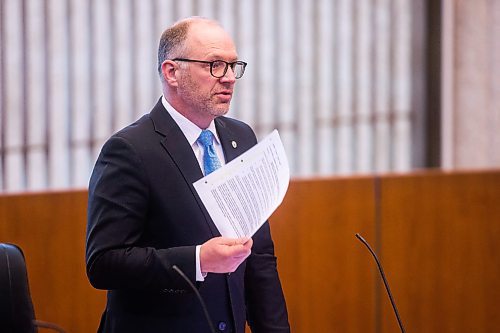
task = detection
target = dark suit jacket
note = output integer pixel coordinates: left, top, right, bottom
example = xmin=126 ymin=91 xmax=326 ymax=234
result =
xmin=86 ymin=99 xmax=290 ymax=333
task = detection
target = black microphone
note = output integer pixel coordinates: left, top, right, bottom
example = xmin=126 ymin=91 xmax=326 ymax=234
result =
xmin=172 ymin=265 xmax=216 ymax=333
xmin=355 ymin=233 xmax=406 ymax=333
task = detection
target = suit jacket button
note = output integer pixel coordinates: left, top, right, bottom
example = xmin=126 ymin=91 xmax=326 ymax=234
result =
xmin=218 ymin=321 xmax=227 ymax=331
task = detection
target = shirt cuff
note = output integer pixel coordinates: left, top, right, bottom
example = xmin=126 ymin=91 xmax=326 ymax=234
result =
xmin=195 ymin=245 xmax=207 ymax=281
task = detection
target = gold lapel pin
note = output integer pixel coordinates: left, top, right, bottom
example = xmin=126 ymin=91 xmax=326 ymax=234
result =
xmin=231 ymin=141 xmax=237 ymax=148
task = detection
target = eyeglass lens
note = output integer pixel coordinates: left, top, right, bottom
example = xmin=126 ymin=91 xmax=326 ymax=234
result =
xmin=211 ymin=61 xmax=245 ymax=79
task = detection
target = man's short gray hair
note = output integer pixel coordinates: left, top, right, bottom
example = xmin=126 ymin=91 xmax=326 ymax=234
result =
xmin=157 ymin=17 xmax=220 ymax=80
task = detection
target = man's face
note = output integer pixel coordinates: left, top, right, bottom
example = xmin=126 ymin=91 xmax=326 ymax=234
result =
xmin=176 ymin=23 xmax=238 ymax=123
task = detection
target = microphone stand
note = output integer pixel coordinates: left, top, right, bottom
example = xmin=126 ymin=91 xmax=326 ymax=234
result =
xmin=356 ymin=233 xmax=407 ymax=333
xmin=172 ymin=265 xmax=216 ymax=333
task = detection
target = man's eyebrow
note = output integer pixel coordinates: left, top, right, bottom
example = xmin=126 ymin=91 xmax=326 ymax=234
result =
xmin=204 ymin=53 xmax=239 ymax=62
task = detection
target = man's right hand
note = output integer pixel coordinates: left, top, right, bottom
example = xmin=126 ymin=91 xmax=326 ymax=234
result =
xmin=200 ymin=237 xmax=253 ymax=274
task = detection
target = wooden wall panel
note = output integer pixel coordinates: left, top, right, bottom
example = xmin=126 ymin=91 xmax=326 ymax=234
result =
xmin=270 ymin=177 xmax=377 ymax=333
xmin=379 ymin=170 xmax=500 ymax=332
xmin=0 ymin=190 xmax=106 ymax=333
xmin=1 ymin=170 xmax=499 ymax=332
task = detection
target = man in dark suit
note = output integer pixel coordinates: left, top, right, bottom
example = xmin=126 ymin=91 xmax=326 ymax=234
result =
xmin=86 ymin=17 xmax=290 ymax=333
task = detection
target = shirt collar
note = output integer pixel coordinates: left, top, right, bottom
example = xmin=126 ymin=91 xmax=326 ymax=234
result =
xmin=161 ymin=96 xmax=220 ymax=146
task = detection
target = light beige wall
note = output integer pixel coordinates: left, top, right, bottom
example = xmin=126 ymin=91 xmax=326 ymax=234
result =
xmin=0 ymin=0 xmax=422 ymax=191
xmin=442 ymin=0 xmax=500 ymax=168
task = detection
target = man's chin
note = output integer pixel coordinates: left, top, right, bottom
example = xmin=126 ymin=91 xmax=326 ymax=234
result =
xmin=210 ymin=107 xmax=230 ymax=118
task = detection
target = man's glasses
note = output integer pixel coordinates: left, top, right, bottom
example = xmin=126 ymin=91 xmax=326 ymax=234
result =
xmin=172 ymin=58 xmax=247 ymax=79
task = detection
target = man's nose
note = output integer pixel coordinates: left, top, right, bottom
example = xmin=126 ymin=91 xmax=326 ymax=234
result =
xmin=220 ymin=66 xmax=237 ymax=82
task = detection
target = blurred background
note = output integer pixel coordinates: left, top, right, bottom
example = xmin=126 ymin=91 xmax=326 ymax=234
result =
xmin=0 ymin=0 xmax=498 ymax=191
xmin=1 ymin=2 xmax=500 ymax=332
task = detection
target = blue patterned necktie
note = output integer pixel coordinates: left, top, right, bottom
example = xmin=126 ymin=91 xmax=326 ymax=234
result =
xmin=197 ymin=130 xmax=222 ymax=175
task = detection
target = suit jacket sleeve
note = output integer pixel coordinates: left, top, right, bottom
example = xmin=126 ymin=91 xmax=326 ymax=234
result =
xmin=85 ymin=134 xmax=195 ymax=292
xmin=244 ymin=221 xmax=290 ymax=332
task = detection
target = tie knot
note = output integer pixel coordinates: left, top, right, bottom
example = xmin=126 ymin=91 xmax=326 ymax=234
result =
xmin=198 ymin=130 xmax=215 ymax=147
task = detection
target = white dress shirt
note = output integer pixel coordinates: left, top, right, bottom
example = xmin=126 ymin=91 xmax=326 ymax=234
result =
xmin=161 ymin=96 xmax=225 ymax=281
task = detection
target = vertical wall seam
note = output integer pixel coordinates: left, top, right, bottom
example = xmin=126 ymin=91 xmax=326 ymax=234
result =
xmin=43 ymin=0 xmax=51 ymax=187
xmin=21 ymin=0 xmax=28 ymax=188
xmin=109 ymin=0 xmax=116 ymax=132
xmin=0 ymin=0 xmax=5 ymax=189
xmin=88 ymin=0 xmax=96 ymax=157
xmin=373 ymin=174 xmax=383 ymax=333
xmin=66 ymin=0 xmax=74 ymax=186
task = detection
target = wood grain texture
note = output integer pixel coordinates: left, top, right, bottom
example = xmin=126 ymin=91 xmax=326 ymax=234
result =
xmin=0 ymin=190 xmax=106 ymax=333
xmin=379 ymin=170 xmax=500 ymax=332
xmin=1 ymin=170 xmax=499 ymax=332
xmin=270 ymin=177 xmax=377 ymax=333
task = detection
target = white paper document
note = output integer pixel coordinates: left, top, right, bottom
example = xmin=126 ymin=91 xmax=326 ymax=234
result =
xmin=193 ymin=130 xmax=290 ymax=238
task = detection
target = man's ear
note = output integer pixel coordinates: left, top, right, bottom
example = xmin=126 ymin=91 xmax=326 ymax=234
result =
xmin=161 ymin=60 xmax=179 ymax=87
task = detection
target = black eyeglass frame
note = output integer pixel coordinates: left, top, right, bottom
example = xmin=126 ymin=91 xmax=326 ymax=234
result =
xmin=171 ymin=58 xmax=247 ymax=79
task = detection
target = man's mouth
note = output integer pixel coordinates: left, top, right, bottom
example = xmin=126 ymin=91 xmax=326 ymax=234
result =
xmin=215 ymin=91 xmax=233 ymax=102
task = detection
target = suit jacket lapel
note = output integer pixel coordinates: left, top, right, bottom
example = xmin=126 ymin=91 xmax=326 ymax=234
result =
xmin=149 ymin=99 xmax=219 ymax=236
xmin=150 ymin=100 xmax=204 ymax=185
xmin=215 ymin=117 xmax=245 ymax=164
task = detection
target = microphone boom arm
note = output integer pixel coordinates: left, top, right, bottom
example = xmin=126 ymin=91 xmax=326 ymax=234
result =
xmin=355 ymin=233 xmax=407 ymax=333
xmin=172 ymin=265 xmax=217 ymax=333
